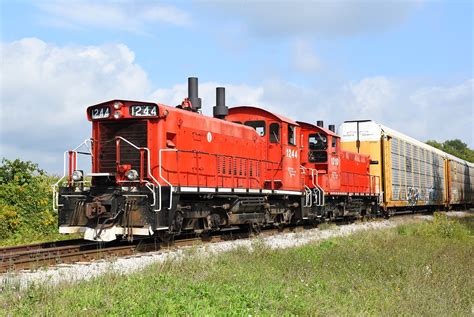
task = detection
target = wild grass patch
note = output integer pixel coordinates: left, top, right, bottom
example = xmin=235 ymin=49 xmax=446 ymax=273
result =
xmin=2 ymin=216 xmax=472 ymax=316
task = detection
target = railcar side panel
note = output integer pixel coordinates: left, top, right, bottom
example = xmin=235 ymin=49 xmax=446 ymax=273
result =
xmin=448 ymin=159 xmax=474 ymax=205
xmin=339 ymin=121 xmax=452 ymax=210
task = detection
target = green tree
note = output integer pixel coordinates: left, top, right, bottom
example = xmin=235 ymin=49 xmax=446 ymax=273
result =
xmin=0 ymin=158 xmax=57 ymax=239
xmin=426 ymin=139 xmax=474 ymax=162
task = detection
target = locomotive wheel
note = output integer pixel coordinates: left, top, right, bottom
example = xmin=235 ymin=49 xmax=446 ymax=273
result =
xmin=199 ymin=230 xmax=213 ymax=241
xmin=251 ymin=222 xmax=261 ymax=235
xmin=156 ymin=231 xmax=174 ymax=244
xmin=276 ymin=222 xmax=285 ymax=232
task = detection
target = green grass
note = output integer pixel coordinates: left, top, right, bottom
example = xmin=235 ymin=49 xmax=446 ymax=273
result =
xmin=2 ymin=214 xmax=473 ymax=316
xmin=0 ymin=232 xmax=81 ymax=247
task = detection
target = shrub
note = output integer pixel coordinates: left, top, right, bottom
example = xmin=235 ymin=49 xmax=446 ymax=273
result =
xmin=413 ymin=212 xmax=470 ymax=240
xmin=0 ymin=158 xmax=58 ymax=240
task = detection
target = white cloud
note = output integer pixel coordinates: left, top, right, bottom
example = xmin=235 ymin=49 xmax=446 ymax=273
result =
xmin=151 ymin=76 xmax=473 ymax=147
xmin=1 ymin=38 xmax=471 ymax=174
xmin=37 ymin=1 xmax=191 ymax=32
xmin=0 ymin=38 xmax=151 ymax=173
xmin=207 ymin=1 xmax=422 ymax=37
xmin=292 ymin=39 xmax=322 ymax=73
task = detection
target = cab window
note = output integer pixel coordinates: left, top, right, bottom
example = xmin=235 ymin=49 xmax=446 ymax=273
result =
xmin=309 ymin=133 xmax=327 ymax=150
xmin=245 ymin=120 xmax=265 ymax=136
xmin=331 ymin=137 xmax=337 ymax=150
xmin=309 ymin=151 xmax=328 ymax=163
xmin=269 ymin=123 xmax=280 ymax=143
xmin=288 ymin=125 xmax=296 ymax=146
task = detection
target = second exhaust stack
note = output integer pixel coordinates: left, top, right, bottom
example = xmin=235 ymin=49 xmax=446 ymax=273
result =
xmin=213 ymin=87 xmax=228 ymax=119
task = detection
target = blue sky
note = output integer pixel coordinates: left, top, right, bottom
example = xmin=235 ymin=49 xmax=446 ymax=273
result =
xmin=0 ymin=0 xmax=473 ymax=173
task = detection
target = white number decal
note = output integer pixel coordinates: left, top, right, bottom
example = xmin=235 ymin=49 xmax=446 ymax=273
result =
xmin=91 ymin=107 xmax=110 ymax=119
xmin=131 ymin=105 xmax=158 ymax=117
xmin=286 ymin=149 xmax=298 ymax=159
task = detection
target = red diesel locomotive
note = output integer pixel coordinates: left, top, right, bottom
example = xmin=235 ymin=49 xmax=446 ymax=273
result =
xmin=55 ymin=77 xmax=379 ymax=241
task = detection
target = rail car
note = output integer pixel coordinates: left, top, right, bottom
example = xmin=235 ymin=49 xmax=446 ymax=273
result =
xmin=339 ymin=120 xmax=474 ymax=214
xmin=54 ymin=77 xmax=472 ymax=242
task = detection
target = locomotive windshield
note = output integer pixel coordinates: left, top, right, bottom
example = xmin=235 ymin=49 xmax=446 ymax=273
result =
xmin=309 ymin=133 xmax=327 ymax=150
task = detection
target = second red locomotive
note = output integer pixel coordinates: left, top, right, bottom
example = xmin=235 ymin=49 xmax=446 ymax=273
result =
xmin=55 ymin=77 xmax=379 ymax=241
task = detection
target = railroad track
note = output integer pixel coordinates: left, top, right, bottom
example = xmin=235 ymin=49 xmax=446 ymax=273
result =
xmin=0 ymin=219 xmax=393 ymax=273
xmin=0 ymin=239 xmax=145 ymax=273
xmin=0 ymin=229 xmax=259 ymax=273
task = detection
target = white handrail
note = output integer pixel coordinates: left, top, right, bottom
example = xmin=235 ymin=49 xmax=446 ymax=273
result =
xmin=159 ymin=149 xmax=178 ymax=210
xmin=115 ymin=136 xmax=162 ymax=211
xmin=52 ymin=139 xmax=93 ymax=211
xmin=304 ymin=185 xmax=312 ymax=207
xmin=311 ymin=168 xmax=325 ymax=206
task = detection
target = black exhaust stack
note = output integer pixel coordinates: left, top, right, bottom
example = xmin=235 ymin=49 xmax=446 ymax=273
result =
xmin=316 ymin=120 xmax=324 ymax=128
xmin=213 ymin=87 xmax=228 ymax=119
xmin=328 ymin=124 xmax=335 ymax=132
xmin=188 ymin=77 xmax=201 ymax=112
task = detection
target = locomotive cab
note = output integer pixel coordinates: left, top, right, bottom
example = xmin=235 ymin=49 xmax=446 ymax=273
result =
xmin=227 ymin=106 xmax=302 ymax=192
xmin=297 ymin=121 xmax=380 ymax=219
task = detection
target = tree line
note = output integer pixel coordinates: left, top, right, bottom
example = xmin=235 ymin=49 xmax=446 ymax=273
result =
xmin=426 ymin=139 xmax=474 ymax=163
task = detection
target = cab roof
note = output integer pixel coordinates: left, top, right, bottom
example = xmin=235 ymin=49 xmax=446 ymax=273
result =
xmin=297 ymin=121 xmax=338 ymax=137
xmin=229 ymin=106 xmax=299 ymax=126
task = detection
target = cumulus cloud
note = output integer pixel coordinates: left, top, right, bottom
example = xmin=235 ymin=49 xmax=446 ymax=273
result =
xmin=253 ymin=77 xmax=473 ymax=147
xmin=152 ymin=76 xmax=473 ymax=147
xmin=206 ymin=1 xmax=422 ymax=37
xmin=37 ymin=0 xmax=191 ymax=32
xmin=0 ymin=38 xmax=151 ymax=172
xmin=1 ymin=38 xmax=471 ymax=174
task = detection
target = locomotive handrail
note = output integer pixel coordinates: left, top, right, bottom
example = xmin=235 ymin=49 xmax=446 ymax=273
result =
xmin=311 ymin=168 xmax=325 ymax=206
xmin=159 ymin=149 xmax=177 ymax=210
xmin=115 ymin=136 xmax=163 ymax=212
xmin=52 ymin=138 xmax=93 ymax=211
xmin=299 ymin=165 xmax=324 ymax=207
xmin=303 ymin=185 xmax=312 ymax=207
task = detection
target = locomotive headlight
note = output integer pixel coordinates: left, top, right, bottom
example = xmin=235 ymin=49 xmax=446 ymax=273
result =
xmin=72 ymin=170 xmax=83 ymax=181
xmin=113 ymin=111 xmax=122 ymax=119
xmin=113 ymin=101 xmax=123 ymax=110
xmin=125 ymin=169 xmax=139 ymax=181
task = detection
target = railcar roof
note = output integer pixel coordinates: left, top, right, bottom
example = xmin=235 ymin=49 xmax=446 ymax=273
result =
xmin=341 ymin=120 xmax=473 ymax=167
xmin=379 ymin=122 xmax=474 ymax=167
